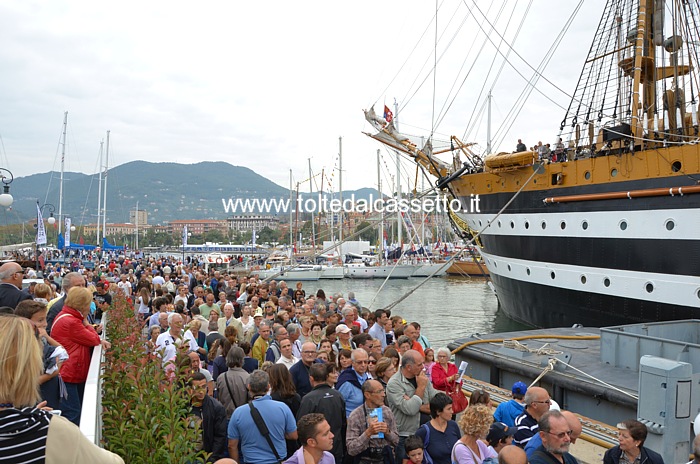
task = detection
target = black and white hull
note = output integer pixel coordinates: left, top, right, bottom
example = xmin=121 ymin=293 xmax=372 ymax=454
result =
xmin=456 ymin=175 xmax=700 ymax=328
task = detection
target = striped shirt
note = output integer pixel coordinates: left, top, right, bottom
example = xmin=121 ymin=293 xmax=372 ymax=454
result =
xmin=513 ymin=410 xmax=538 ymax=448
xmin=0 ymin=407 xmax=51 ymax=463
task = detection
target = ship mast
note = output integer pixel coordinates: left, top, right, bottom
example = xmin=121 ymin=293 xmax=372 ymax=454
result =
xmin=57 ymin=111 xmax=67 ymax=236
xmin=628 ymin=0 xmax=653 ymax=142
xmin=96 ymin=140 xmax=103 ymax=245
xmin=102 ymin=131 xmax=110 ymax=241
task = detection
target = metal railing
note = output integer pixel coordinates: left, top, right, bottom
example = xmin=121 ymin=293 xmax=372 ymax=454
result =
xmin=79 ymin=313 xmax=106 ymax=445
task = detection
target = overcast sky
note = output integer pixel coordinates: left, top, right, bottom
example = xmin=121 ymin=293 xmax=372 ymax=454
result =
xmin=0 ymin=0 xmax=605 ymax=194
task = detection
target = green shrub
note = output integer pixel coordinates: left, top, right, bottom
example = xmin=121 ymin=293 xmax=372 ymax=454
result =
xmin=102 ymin=294 xmax=208 ymax=463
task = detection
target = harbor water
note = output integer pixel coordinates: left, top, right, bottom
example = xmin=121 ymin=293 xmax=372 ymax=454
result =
xmin=297 ymin=275 xmax=528 ymax=349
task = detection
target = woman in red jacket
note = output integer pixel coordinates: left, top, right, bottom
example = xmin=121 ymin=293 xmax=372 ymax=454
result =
xmin=51 ymin=287 xmax=111 ymax=426
xmin=431 ymin=347 xmax=459 ymax=392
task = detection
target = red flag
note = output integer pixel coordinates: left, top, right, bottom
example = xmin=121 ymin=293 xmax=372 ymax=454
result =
xmin=383 ymin=105 xmax=393 ymax=123
xmin=79 ymin=236 xmax=84 ymax=245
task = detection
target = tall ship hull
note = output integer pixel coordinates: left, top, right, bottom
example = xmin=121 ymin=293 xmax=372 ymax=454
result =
xmin=452 ymin=149 xmax=700 ymax=327
xmin=364 ymin=0 xmax=700 ymax=328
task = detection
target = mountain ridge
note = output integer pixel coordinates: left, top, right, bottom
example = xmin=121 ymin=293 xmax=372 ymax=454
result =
xmin=6 ymin=160 xmax=378 ymax=225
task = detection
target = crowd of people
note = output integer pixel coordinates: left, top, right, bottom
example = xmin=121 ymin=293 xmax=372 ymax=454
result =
xmin=0 ymin=256 xmax=697 ymax=464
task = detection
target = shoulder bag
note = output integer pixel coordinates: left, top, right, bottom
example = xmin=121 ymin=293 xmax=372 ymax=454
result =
xmin=248 ymin=400 xmax=284 ymax=464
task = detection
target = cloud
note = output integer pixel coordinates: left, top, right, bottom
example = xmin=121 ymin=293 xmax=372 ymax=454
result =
xmin=0 ymin=0 xmax=606 ymax=194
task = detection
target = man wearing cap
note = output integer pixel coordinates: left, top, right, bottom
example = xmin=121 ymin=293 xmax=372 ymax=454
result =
xmin=486 ymin=422 xmax=516 ymax=455
xmin=334 ymin=324 xmax=356 ymax=352
xmin=525 ymin=410 xmax=581 ymax=460
xmin=494 ymin=381 xmax=528 ymax=427
xmin=513 ymin=386 xmax=551 ymax=448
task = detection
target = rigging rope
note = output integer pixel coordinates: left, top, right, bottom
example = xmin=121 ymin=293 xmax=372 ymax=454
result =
xmin=379 ymin=160 xmax=543 ymax=313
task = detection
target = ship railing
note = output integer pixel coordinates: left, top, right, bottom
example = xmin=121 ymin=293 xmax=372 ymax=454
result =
xmin=79 ymin=312 xmax=106 ymax=445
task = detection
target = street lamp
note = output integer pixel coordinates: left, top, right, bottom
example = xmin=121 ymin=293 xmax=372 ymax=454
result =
xmin=0 ymin=168 xmax=14 ymax=207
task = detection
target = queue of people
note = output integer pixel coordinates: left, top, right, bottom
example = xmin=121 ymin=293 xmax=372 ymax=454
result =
xmin=0 ymin=257 xmax=688 ymax=464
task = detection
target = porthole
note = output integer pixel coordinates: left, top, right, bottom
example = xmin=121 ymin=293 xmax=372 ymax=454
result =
xmin=510 ymin=221 xmax=515 ymax=229
xmin=580 ymin=275 xmax=587 ymax=284
xmin=603 ymin=277 xmax=611 ymax=287
xmin=581 ymin=220 xmax=589 ymax=230
xmin=560 ymin=221 xmax=567 ymax=230
xmin=645 ymin=282 xmax=654 ymax=293
xmin=665 ymin=220 xmax=675 ymax=231
xmin=697 ymin=289 xmax=700 ymax=300
xmin=550 ymin=271 xmax=556 ymax=280
xmin=507 ymin=264 xmax=512 ymax=272
xmin=619 ymin=220 xmax=627 ymax=231
xmin=611 ymin=168 xmax=618 ymax=177
xmin=494 ymin=261 xmax=498 ymax=268
xmin=584 ymin=171 xmax=591 ymax=180
xmin=479 ymin=220 xmax=483 ymax=227
xmin=671 ymin=161 xmax=682 ymax=172
xmin=526 ymin=267 xmax=531 ymax=276
xmin=525 ymin=221 xmax=530 ymax=229
xmin=498 ymin=220 xmax=502 ymax=228
xmin=516 ymin=180 xmax=520 ymax=185
xmin=541 ymin=221 xmax=547 ymax=230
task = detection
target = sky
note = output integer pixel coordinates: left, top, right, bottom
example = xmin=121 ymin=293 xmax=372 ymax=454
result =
xmin=0 ymin=0 xmax=606 ymax=194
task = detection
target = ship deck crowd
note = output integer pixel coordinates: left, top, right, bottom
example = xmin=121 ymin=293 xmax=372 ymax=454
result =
xmin=0 ymin=253 xmax=690 ymax=464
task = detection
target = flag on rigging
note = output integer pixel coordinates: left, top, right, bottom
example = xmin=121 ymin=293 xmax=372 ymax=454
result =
xmin=182 ymin=225 xmax=188 ymax=247
xmin=36 ymin=202 xmax=47 ymax=246
xmin=383 ymin=105 xmax=393 ymax=123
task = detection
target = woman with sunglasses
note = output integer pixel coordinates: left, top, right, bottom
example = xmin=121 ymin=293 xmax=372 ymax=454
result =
xmin=367 ymin=352 xmax=379 ymax=378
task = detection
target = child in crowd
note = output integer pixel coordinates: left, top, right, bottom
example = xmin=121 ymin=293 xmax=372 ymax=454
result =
xmin=404 ymin=435 xmax=425 ymax=464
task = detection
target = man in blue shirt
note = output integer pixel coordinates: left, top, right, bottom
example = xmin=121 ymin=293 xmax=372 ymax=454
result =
xmin=494 ymin=381 xmax=527 ymax=427
xmin=336 ymin=349 xmax=370 ymax=416
xmin=227 ymin=370 xmax=298 ymax=464
xmin=368 ymin=309 xmax=389 ymax=351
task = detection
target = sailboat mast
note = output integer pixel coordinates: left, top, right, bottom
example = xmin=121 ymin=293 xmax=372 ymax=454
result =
xmin=135 ymin=201 xmax=139 ymax=251
xmin=396 ymin=152 xmax=402 ymax=253
xmin=393 ymin=100 xmax=402 ymax=254
xmin=295 ymin=183 xmax=300 ymax=254
xmin=320 ymin=167 xmax=324 ymax=256
xmin=289 ymin=170 xmax=293 ymax=252
xmin=57 ymin=111 xmax=68 ymax=236
xmin=377 ymin=149 xmax=383 ymax=259
xmin=96 ymin=140 xmax=103 ymax=245
xmin=338 ymin=136 xmax=343 ymax=263
xmin=308 ymin=158 xmax=315 ymax=253
xmin=102 ymin=131 xmax=110 ymax=240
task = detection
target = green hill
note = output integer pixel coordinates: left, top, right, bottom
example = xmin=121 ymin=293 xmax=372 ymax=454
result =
xmin=5 ymin=161 xmax=377 ymax=226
